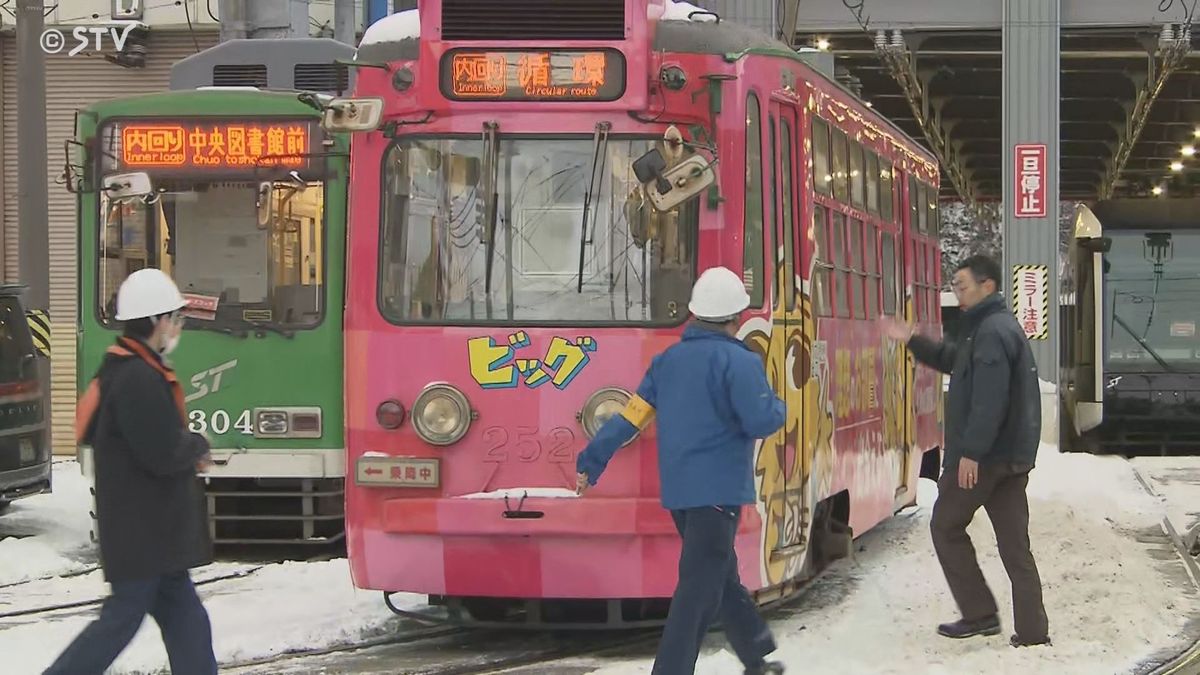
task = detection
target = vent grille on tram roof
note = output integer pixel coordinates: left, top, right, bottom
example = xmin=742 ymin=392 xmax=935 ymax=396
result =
xmin=440 ymin=0 xmax=626 ymax=40
xmin=294 ymin=63 xmax=350 ymax=93
xmin=212 ymin=64 xmax=268 ymax=87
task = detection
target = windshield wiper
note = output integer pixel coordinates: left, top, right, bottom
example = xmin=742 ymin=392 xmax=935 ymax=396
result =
xmin=481 ymin=122 xmax=501 ymax=298
xmin=576 ymin=122 xmax=611 ymax=293
xmin=184 ymin=317 xmax=249 ymax=339
xmin=1112 ymin=311 xmax=1175 ymax=372
xmin=184 ymin=316 xmax=294 ymax=340
xmin=244 ymin=320 xmax=295 ymax=339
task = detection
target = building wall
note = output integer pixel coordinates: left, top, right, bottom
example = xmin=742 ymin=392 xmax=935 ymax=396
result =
xmin=0 ymin=28 xmax=220 ymax=454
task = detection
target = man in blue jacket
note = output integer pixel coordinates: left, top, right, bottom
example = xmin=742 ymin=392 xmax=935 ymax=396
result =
xmin=576 ymin=266 xmax=786 ymax=675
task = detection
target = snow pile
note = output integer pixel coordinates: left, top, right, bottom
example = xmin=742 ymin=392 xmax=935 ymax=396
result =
xmin=359 ymin=8 xmax=420 ymax=46
xmin=458 ymin=487 xmax=578 ymax=499
xmin=0 ymin=460 xmax=96 ymax=585
xmin=655 ymin=1 xmax=718 ymax=22
xmin=584 ymin=444 xmax=1190 ymax=675
xmin=0 ymin=559 xmax=421 ymax=674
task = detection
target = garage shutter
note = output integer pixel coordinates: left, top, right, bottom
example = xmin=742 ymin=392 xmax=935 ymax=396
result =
xmin=1 ymin=29 xmax=220 ymax=454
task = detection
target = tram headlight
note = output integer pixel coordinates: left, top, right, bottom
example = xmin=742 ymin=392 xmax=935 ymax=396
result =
xmin=411 ymin=384 xmax=473 ymax=446
xmin=579 ymin=387 xmax=638 ymax=446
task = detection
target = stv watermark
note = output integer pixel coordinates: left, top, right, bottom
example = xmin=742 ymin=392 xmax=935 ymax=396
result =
xmin=40 ymin=21 xmax=142 ymax=57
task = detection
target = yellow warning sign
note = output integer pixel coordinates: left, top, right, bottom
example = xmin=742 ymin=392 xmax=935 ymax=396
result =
xmin=25 ymin=310 xmax=50 ymax=358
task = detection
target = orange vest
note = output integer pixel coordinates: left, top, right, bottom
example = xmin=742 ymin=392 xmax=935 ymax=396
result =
xmin=75 ymin=337 xmax=187 ymax=445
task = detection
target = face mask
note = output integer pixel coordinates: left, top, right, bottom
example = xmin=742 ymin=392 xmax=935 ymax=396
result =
xmin=162 ymin=333 xmax=180 ymax=355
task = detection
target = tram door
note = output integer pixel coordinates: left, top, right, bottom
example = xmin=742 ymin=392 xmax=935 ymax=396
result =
xmin=767 ymin=96 xmax=808 ymax=565
xmin=894 ymin=167 xmax=916 ymax=493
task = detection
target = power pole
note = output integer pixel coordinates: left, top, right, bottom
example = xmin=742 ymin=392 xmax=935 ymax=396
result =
xmin=16 ymin=0 xmax=52 ymax=459
xmin=1002 ymin=0 xmax=1060 ymax=422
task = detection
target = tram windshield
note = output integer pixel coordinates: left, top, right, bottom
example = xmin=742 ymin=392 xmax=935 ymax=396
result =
xmin=378 ymin=136 xmax=698 ymax=325
xmin=97 ymin=178 xmax=327 ymax=331
xmin=1104 ymin=230 xmax=1200 ymax=372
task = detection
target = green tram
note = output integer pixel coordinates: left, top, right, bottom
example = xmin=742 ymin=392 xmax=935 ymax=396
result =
xmin=68 ymin=39 xmax=354 ymax=547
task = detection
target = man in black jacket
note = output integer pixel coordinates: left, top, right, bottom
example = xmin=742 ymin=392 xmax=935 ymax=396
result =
xmin=46 ymin=268 xmax=216 ymax=675
xmin=881 ymin=254 xmax=1050 ymax=649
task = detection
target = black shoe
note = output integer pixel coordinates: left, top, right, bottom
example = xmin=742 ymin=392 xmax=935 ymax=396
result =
xmin=745 ymin=662 xmax=785 ymax=675
xmin=936 ymin=614 xmax=1001 ymax=639
xmin=1011 ymin=634 xmax=1051 ymax=647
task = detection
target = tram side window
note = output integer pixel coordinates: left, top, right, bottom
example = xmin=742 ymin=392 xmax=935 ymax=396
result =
xmin=881 ymin=232 xmax=898 ymax=315
xmin=831 ymin=127 xmax=849 ymax=203
xmin=866 ymin=151 xmax=880 ymax=215
xmin=812 ymin=205 xmax=832 ymax=317
xmin=744 ymin=93 xmax=766 ymax=308
xmin=928 ymin=186 xmax=940 ymax=238
xmin=849 ymin=218 xmax=865 ymax=319
xmin=880 ymin=163 xmax=894 ymax=223
xmin=832 ymin=211 xmax=849 ymax=318
xmin=867 ymin=222 xmax=880 ymax=318
xmin=781 ymin=117 xmax=797 ymax=311
xmin=908 ymin=175 xmax=920 ymax=231
xmin=914 ymin=241 xmax=925 ymax=320
xmin=917 ymin=183 xmax=929 ymax=233
xmin=812 ymin=117 xmax=832 ymax=195
xmin=850 ymin=141 xmax=865 ymax=209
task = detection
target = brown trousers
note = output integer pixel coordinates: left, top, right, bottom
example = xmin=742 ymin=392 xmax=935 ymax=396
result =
xmin=931 ymin=461 xmax=1049 ymax=640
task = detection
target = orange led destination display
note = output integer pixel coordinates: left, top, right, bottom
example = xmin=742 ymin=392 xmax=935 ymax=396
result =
xmin=441 ymin=49 xmax=626 ymax=102
xmin=120 ymin=121 xmax=312 ymax=171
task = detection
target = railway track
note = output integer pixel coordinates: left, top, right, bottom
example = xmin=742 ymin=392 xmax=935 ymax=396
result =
xmin=0 ymin=563 xmax=101 ymax=591
xmin=223 ymin=552 xmax=844 ymax=675
xmin=0 ymin=563 xmax=266 ymax=621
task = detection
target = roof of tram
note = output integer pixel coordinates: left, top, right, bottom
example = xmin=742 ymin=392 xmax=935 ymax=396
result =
xmin=787 ymin=25 xmax=1200 ymax=203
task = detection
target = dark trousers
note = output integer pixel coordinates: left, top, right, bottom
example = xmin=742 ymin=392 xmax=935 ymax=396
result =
xmin=43 ymin=571 xmax=217 ymax=675
xmin=931 ymin=462 xmax=1049 ymax=641
xmin=652 ymin=505 xmax=776 ymax=675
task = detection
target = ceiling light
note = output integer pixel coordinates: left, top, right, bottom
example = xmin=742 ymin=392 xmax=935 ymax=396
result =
xmin=1171 ymin=161 xmax=1184 ymax=172
xmin=1153 ymin=186 xmax=1165 ymax=196
xmin=816 ymin=38 xmax=831 ymax=51
xmin=1183 ymin=145 xmax=1196 ymax=157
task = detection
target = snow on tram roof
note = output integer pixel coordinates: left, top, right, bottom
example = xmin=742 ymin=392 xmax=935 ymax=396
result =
xmin=657 ymin=1 xmax=719 ymax=21
xmin=358 ymin=0 xmax=718 ymax=49
xmin=359 ymin=9 xmax=420 ymax=47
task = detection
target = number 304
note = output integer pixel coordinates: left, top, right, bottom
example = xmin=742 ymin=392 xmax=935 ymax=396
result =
xmin=189 ymin=410 xmax=253 ymax=435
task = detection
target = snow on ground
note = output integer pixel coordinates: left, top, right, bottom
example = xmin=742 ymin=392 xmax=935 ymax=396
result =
xmin=0 ymin=559 xmax=421 ymax=674
xmin=0 ymin=460 xmax=425 ymax=674
xmin=0 ymin=460 xmax=97 ymax=585
xmin=582 ymin=443 xmax=1194 ymax=675
xmin=1130 ymin=457 xmax=1200 ymax=537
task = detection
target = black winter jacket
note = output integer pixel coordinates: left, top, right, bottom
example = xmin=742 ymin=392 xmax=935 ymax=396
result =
xmin=907 ymin=293 xmax=1042 ymax=471
xmin=85 ymin=340 xmax=212 ymax=583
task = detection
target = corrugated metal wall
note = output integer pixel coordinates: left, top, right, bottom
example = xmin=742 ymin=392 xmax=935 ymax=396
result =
xmin=1 ymin=28 xmax=220 ymax=454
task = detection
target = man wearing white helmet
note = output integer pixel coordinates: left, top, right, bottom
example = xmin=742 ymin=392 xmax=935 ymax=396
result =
xmin=46 ymin=268 xmax=217 ymax=675
xmin=576 ymin=266 xmax=786 ymax=675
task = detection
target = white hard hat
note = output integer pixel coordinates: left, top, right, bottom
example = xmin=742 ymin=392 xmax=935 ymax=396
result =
xmin=115 ymin=268 xmax=188 ymax=321
xmin=688 ymin=266 xmax=751 ymax=321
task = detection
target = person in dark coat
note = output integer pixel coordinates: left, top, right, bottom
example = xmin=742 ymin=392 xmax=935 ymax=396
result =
xmin=881 ymin=254 xmax=1050 ymax=649
xmin=45 ymin=268 xmax=217 ymax=675
xmin=576 ymin=266 xmax=787 ymax=675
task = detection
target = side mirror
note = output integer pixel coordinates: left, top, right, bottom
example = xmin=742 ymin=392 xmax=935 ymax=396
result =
xmin=102 ymin=172 xmax=153 ymax=201
xmin=256 ymin=181 xmax=274 ymax=227
xmin=321 ymin=97 xmax=384 ymax=132
xmin=632 ymin=148 xmax=716 ymax=212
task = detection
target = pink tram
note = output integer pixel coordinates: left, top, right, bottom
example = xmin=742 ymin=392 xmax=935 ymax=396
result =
xmin=334 ymin=0 xmax=945 ymax=626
